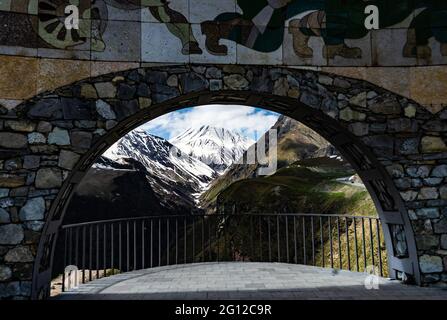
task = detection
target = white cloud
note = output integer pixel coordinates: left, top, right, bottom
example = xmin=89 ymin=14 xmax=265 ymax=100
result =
xmin=140 ymin=105 xmax=280 ymax=140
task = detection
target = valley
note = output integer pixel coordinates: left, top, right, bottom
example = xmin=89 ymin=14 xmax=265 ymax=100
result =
xmin=65 ymin=115 xmax=377 ymax=223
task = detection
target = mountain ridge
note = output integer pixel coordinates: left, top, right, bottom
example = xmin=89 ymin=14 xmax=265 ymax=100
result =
xmin=170 ymin=125 xmax=255 ymax=175
xmin=101 ymin=129 xmax=218 ymax=207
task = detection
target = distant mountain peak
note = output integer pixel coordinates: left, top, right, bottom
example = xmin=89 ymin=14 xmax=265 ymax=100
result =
xmin=170 ymin=126 xmax=255 ymax=175
xmin=101 ymin=129 xmax=217 ymax=206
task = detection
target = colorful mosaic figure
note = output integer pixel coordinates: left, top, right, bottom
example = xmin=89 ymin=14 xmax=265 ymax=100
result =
xmin=201 ymin=0 xmax=447 ymax=59
xmin=0 ymin=0 xmax=108 ymax=51
xmin=0 ymin=0 xmax=202 ymax=54
xmin=292 ymin=0 xmax=447 ymax=59
xmin=105 ymin=0 xmax=202 ymax=54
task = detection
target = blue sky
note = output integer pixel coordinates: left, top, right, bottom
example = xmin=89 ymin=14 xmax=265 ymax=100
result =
xmin=140 ymin=105 xmax=280 ymax=141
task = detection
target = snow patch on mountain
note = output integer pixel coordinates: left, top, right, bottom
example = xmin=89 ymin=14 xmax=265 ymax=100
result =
xmin=170 ymin=125 xmax=255 ymax=174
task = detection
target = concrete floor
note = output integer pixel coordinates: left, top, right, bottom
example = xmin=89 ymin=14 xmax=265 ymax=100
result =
xmin=55 ymin=262 xmax=447 ymax=300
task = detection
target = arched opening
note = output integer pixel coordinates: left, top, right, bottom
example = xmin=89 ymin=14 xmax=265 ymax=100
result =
xmin=28 ymin=76 xmax=421 ymax=298
xmin=49 ymin=104 xmax=386 ymax=297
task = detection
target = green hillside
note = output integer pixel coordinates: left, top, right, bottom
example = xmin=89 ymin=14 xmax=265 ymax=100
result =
xmin=216 ymin=158 xmax=376 ymax=217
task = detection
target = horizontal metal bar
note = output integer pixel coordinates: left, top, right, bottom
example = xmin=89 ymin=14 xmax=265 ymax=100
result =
xmin=62 ymin=213 xmax=380 ymax=229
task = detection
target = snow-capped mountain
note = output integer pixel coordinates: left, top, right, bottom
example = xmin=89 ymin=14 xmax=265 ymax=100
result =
xmin=170 ymin=126 xmax=255 ymax=174
xmin=100 ymin=129 xmax=217 ymax=206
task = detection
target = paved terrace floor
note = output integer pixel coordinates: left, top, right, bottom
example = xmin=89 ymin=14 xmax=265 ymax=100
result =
xmin=55 ymin=262 xmax=447 ymax=300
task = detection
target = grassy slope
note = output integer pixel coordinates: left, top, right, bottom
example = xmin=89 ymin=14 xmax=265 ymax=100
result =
xmin=216 ymin=159 xmax=376 ymax=217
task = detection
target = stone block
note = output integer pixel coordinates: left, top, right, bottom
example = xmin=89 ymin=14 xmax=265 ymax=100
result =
xmin=0 ymin=174 xmax=26 ymax=188
xmin=96 ymin=100 xmax=116 ymax=120
xmin=23 ymin=156 xmax=40 ymax=170
xmin=0 ymin=208 xmax=10 ymax=223
xmin=419 ymin=255 xmax=443 ymax=273
xmin=48 ymin=127 xmax=70 ymax=145
xmin=27 ymin=132 xmax=46 ymax=145
xmin=4 ymin=121 xmax=36 ymax=132
xmin=224 ymin=74 xmax=249 ymax=90
xmin=418 ymin=187 xmax=439 ymax=200
xmin=434 ymin=217 xmax=447 ymax=234
xmin=71 ymin=131 xmax=93 ymax=149
xmin=35 ymin=168 xmax=62 ymax=189
xmin=416 ymin=208 xmax=440 ymax=219
xmin=58 ymin=150 xmax=80 ymax=170
xmin=432 ymin=165 xmax=447 ymax=178
xmin=421 ymin=136 xmax=447 ymax=153
xmin=4 ymin=246 xmax=34 ymax=263
xmin=339 ymin=108 xmax=366 ymax=121
xmin=19 ymin=197 xmax=45 ymax=221
xmin=0 ymin=133 xmax=27 ymax=149
xmin=416 ymin=235 xmax=440 ymax=250
xmin=0 ymin=224 xmax=23 ymax=245
xmin=95 ymin=82 xmax=117 ymax=98
xmin=0 ymin=265 xmax=12 ymax=281
xmin=441 ymin=235 xmax=447 ymax=250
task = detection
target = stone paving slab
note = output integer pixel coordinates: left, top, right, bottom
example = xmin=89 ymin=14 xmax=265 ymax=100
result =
xmin=54 ymin=262 xmax=447 ymax=300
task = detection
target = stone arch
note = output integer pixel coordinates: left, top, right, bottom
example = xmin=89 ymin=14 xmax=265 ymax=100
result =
xmin=1 ymin=65 xmax=446 ymax=299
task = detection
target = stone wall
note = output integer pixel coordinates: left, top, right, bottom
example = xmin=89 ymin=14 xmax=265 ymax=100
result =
xmin=0 ymin=65 xmax=446 ymax=299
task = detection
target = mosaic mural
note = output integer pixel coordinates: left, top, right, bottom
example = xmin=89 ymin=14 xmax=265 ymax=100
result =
xmin=0 ymin=0 xmax=447 ymax=66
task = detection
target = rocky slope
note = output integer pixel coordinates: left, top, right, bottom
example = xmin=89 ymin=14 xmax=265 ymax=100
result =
xmin=64 ymin=157 xmax=170 ymax=224
xmin=102 ymin=129 xmax=217 ymax=205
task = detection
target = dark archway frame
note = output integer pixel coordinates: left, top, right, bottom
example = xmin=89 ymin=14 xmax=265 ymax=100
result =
xmin=32 ymin=89 xmax=420 ymax=299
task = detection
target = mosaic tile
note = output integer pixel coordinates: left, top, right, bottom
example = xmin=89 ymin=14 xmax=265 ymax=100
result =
xmin=189 ymin=0 xmax=236 ymax=24
xmin=372 ymin=28 xmax=417 ymax=66
xmin=141 ymin=0 xmax=189 ymax=23
xmin=190 ymin=23 xmax=236 ymax=64
xmin=92 ymin=19 xmax=141 ymax=62
xmin=141 ymin=22 xmax=189 ymax=63
xmin=284 ymin=25 xmax=327 ymax=67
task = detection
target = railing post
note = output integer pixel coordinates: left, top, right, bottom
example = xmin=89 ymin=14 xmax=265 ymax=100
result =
xmin=328 ymin=216 xmax=333 ymax=268
xmin=111 ymin=223 xmax=114 ymax=275
xmin=259 ymin=216 xmax=263 ymax=261
xmin=82 ymin=226 xmax=86 ymax=283
xmin=96 ymin=224 xmax=100 ymax=278
xmin=376 ymin=219 xmax=383 ymax=277
xmin=89 ymin=225 xmax=93 ymax=280
xmin=176 ymin=218 xmax=179 ymax=265
xmin=369 ymin=218 xmax=375 ymax=269
xmin=201 ymin=216 xmax=205 ymax=262
xmin=119 ymin=222 xmax=122 ymax=273
xmin=276 ymin=215 xmax=281 ymax=262
xmin=345 ymin=217 xmax=351 ymax=271
xmin=353 ymin=217 xmax=359 ymax=272
xmin=285 ymin=216 xmax=289 ymax=263
xmin=133 ymin=220 xmax=137 ymax=270
xmin=167 ymin=217 xmax=170 ymax=266
xmin=103 ymin=223 xmax=107 ymax=276
xmin=268 ymin=217 xmax=272 ymax=262
xmin=337 ymin=217 xmax=342 ymax=269
xmin=361 ymin=218 xmax=367 ymax=271
xmin=319 ymin=216 xmax=324 ymax=268
xmin=141 ymin=220 xmax=145 ymax=269
xmin=294 ymin=216 xmax=298 ymax=264
xmin=311 ymin=216 xmax=315 ymax=266
xmin=62 ymin=229 xmax=67 ymax=292
xmin=302 ymin=216 xmax=306 ymax=265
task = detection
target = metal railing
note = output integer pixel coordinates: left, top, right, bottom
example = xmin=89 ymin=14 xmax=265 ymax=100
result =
xmin=59 ymin=213 xmax=386 ymax=292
